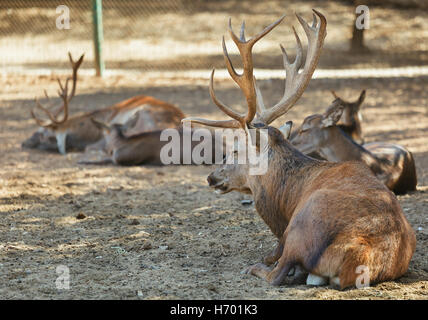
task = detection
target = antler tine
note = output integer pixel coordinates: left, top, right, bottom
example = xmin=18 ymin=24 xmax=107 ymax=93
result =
xmin=57 ymin=77 xmax=65 ymax=95
xmin=33 ymin=99 xmax=59 ymax=124
xmin=239 ymin=21 xmax=246 ymax=42
xmin=257 ymin=9 xmax=327 ymax=125
xmin=53 ymin=77 xmax=70 ymax=124
xmin=331 ymin=90 xmax=340 ymax=99
xmin=180 ymin=70 xmax=243 ymax=129
xmin=311 ymin=13 xmax=318 ymax=28
xmin=34 ymin=77 xmax=70 ymax=126
xmin=222 ymin=37 xmax=241 ymax=85
xmin=32 ymin=52 xmax=84 ymax=127
xmin=209 ymin=69 xmax=242 ymax=122
xmin=225 ymin=15 xmax=285 ymax=126
xmin=280 ymin=27 xmax=303 ymax=94
xmin=53 ymin=52 xmax=83 ymax=117
xmin=53 ymin=52 xmax=84 ymax=118
xmin=31 ymin=108 xmax=51 ymax=127
xmin=245 ymin=14 xmax=286 ymax=47
xmin=67 ymin=52 xmax=84 ymax=100
xmin=182 ymin=15 xmax=286 ymax=129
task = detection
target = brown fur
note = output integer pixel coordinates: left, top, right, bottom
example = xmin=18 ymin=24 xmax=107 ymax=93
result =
xmin=291 ymin=102 xmax=417 ymax=195
xmin=23 ymin=95 xmax=185 ymax=154
xmin=332 ymin=89 xmax=366 ymax=144
xmin=188 ymin=12 xmax=415 ymax=289
xmin=209 ymin=127 xmax=416 ymax=289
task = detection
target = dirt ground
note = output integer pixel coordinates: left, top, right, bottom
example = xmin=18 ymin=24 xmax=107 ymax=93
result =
xmin=0 ymin=1 xmax=427 ymax=300
xmin=0 ymin=72 xmax=427 ymax=300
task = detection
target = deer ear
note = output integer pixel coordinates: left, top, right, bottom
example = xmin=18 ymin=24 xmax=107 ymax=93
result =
xmin=322 ymin=102 xmax=344 ymax=127
xmin=90 ymin=118 xmax=111 ymax=133
xmin=356 ymin=89 xmax=366 ymax=108
xmin=279 ymin=121 xmax=293 ymax=139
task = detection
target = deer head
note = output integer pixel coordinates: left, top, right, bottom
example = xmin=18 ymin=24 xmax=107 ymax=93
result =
xmin=290 ymin=98 xmax=345 ymax=155
xmin=182 ymin=11 xmax=326 ymax=194
xmin=330 ymin=89 xmax=366 ymax=144
xmin=89 ymin=118 xmax=124 ymax=157
xmin=22 ymin=53 xmax=99 ymax=154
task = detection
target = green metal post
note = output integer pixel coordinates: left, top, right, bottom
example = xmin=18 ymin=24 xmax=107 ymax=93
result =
xmin=92 ymin=0 xmax=105 ymax=77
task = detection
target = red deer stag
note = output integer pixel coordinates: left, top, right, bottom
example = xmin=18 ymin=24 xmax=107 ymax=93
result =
xmin=22 ymin=53 xmax=185 ymax=155
xmin=182 ymin=11 xmax=415 ymax=289
xmin=291 ymin=98 xmax=417 ymax=194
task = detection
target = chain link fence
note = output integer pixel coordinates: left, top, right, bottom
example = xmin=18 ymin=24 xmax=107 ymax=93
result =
xmin=0 ymin=0 xmax=209 ymax=72
xmin=1 ymin=0 xmax=427 ymax=74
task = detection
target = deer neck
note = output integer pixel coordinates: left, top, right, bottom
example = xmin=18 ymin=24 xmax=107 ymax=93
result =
xmin=247 ymin=141 xmax=317 ymax=239
xmin=320 ymin=127 xmax=367 ymax=160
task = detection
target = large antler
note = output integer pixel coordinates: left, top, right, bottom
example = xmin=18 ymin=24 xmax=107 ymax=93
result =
xmin=183 ymin=15 xmax=285 ymax=129
xmin=183 ymin=10 xmax=326 ymax=129
xmin=31 ymin=52 xmax=84 ymax=127
xmin=255 ymin=10 xmax=326 ymax=125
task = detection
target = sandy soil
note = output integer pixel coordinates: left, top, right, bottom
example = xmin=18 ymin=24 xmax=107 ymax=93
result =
xmin=0 ymin=72 xmax=427 ymax=299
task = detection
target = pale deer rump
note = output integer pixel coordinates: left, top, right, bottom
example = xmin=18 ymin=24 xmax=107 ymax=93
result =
xmin=183 ymin=10 xmax=416 ymax=289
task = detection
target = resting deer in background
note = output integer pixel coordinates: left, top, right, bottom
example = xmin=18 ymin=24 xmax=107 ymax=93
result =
xmin=183 ymin=11 xmax=415 ymax=289
xmin=291 ymin=98 xmax=417 ymax=195
xmin=22 ymin=53 xmax=185 ymax=155
xmin=289 ymin=89 xmax=366 ymax=160
xmin=78 ymin=120 xmax=224 ymax=166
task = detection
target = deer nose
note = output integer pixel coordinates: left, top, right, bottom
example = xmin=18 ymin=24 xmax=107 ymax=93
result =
xmin=207 ymin=174 xmax=216 ymax=186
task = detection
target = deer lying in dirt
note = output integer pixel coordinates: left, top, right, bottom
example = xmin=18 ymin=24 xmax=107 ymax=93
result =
xmin=289 ymin=89 xmax=366 ymax=160
xmin=182 ymin=11 xmax=415 ymax=289
xmin=291 ymin=98 xmax=417 ymax=195
xmin=22 ymin=53 xmax=185 ymax=155
xmin=78 ymin=120 xmax=224 ymax=166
